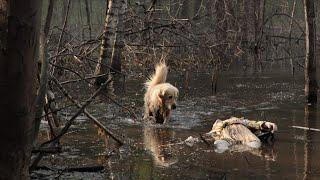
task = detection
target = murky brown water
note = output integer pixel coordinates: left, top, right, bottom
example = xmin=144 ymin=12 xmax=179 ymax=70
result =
xmin=34 ymin=71 xmax=320 ymax=179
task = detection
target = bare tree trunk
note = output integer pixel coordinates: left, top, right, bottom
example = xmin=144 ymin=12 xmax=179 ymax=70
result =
xmin=252 ymin=0 xmax=260 ymax=73
xmin=84 ymin=0 xmax=92 ymax=39
xmin=0 ymin=0 xmax=42 ymax=178
xmin=111 ymin=0 xmax=127 ymax=73
xmin=240 ymin=0 xmax=249 ymax=72
xmin=289 ymin=0 xmax=297 ymax=76
xmin=304 ymin=0 xmax=317 ymax=105
xmin=61 ymin=0 xmax=68 ymax=25
xmin=52 ymin=0 xmax=71 ymax=77
xmin=94 ymin=0 xmax=121 ymax=86
xmin=34 ymin=0 xmax=55 ymax=143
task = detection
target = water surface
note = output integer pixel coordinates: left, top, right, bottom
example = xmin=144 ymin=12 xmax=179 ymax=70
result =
xmin=35 ymin=71 xmax=320 ymax=179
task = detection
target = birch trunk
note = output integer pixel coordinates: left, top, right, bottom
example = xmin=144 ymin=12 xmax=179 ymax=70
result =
xmin=94 ymin=0 xmax=121 ymax=86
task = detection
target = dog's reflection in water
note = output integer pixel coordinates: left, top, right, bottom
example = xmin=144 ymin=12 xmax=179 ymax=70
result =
xmin=143 ymin=126 xmax=178 ymax=167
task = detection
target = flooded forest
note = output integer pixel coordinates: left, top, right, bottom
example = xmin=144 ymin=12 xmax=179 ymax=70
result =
xmin=1 ymin=0 xmax=320 ymax=179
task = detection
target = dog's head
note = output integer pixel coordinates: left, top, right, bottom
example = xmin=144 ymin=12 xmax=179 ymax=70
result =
xmin=157 ymin=83 xmax=179 ymax=119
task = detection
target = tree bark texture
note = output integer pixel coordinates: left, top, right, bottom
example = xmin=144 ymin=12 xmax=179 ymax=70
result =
xmin=84 ymin=0 xmax=92 ymax=39
xmin=34 ymin=0 xmax=55 ymax=143
xmin=110 ymin=0 xmax=127 ymax=73
xmin=0 ymin=0 xmax=42 ymax=178
xmin=94 ymin=0 xmax=121 ymax=86
xmin=304 ymin=0 xmax=317 ymax=105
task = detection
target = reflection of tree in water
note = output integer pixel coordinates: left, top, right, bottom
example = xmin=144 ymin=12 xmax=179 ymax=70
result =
xmin=143 ymin=126 xmax=178 ymax=167
xmin=303 ymin=106 xmax=318 ymax=180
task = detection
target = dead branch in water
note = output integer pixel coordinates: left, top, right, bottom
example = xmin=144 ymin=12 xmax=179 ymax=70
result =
xmin=32 ymin=146 xmax=62 ymax=154
xmin=291 ymin=125 xmax=320 ymax=132
xmin=50 ymin=59 xmax=137 ymax=119
xmin=62 ymin=166 xmax=104 ymax=172
xmin=199 ymin=133 xmax=211 ymax=147
xmin=41 ymin=78 xmax=113 ymax=147
xmin=30 ymin=78 xmax=114 ymax=171
xmin=50 ymin=76 xmax=125 ymax=145
xmin=34 ymin=165 xmax=104 ymax=173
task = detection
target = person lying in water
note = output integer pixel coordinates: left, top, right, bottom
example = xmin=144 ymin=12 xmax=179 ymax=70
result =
xmin=204 ymin=117 xmax=278 ymax=152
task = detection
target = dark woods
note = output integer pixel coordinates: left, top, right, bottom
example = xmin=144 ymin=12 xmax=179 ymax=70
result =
xmin=0 ymin=0 xmax=319 ymax=178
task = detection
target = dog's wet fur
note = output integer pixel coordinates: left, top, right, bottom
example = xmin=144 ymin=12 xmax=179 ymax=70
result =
xmin=144 ymin=63 xmax=179 ymax=123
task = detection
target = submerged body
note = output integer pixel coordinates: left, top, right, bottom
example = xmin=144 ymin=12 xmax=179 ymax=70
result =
xmin=206 ymin=117 xmax=277 ymax=152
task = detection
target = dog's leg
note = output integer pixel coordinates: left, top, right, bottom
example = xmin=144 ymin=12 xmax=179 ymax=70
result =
xmin=155 ymin=108 xmax=166 ymax=124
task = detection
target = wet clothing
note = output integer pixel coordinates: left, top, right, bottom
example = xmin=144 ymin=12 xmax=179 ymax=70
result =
xmin=208 ymin=117 xmax=274 ymax=147
xmin=210 ymin=117 xmax=266 ymax=135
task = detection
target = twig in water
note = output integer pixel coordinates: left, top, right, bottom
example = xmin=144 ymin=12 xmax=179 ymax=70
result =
xmin=291 ymin=125 xmax=320 ymax=132
xmin=199 ymin=133 xmax=211 ymax=146
xmin=243 ymin=155 xmax=250 ymax=166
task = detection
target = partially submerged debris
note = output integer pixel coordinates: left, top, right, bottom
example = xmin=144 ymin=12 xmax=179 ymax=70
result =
xmin=184 ymin=136 xmax=200 ymax=147
xmin=186 ymin=117 xmax=277 ymax=153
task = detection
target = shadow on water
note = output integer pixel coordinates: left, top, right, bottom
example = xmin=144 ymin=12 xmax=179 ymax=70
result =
xmin=35 ymin=71 xmax=320 ymax=179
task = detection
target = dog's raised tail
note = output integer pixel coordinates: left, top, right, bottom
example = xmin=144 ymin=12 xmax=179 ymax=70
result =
xmin=145 ymin=63 xmax=168 ymax=88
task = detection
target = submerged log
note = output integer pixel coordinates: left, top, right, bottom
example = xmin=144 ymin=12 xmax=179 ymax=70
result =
xmin=63 ymin=166 xmax=104 ymax=172
xmin=34 ymin=165 xmax=104 ymax=172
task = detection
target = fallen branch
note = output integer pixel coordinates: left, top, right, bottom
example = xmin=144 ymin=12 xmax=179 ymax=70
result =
xmin=51 ymin=76 xmax=124 ymax=145
xmin=60 ymin=73 xmax=109 ymax=85
xmin=40 ymin=78 xmax=112 ymax=147
xmin=199 ymin=133 xmax=211 ymax=146
xmin=63 ymin=165 xmax=104 ymax=172
xmin=38 ymin=104 xmax=75 ymax=119
xmin=32 ymin=146 xmax=62 ymax=154
xmin=291 ymin=125 xmax=320 ymax=132
xmin=34 ymin=165 xmax=104 ymax=173
xmin=31 ymin=82 xmax=107 ymax=170
xmin=50 ymin=61 xmax=137 ymax=119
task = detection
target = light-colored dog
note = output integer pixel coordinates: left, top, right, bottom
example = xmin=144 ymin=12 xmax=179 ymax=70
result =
xmin=144 ymin=63 xmax=179 ymax=123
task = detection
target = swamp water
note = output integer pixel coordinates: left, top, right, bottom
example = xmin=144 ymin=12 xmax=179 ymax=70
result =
xmin=34 ymin=71 xmax=320 ymax=179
